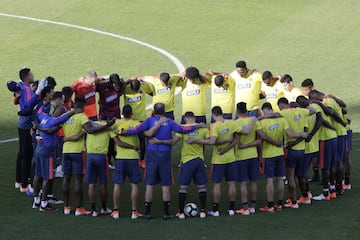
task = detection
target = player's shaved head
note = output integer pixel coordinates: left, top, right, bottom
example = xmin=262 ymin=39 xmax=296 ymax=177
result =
xmin=159 ymin=72 xmax=170 ymax=84
xmin=212 ymin=106 xmax=223 ymax=117
xmin=214 ymin=75 xmax=224 ymax=87
xmin=131 ymin=79 xmax=141 ymax=91
xmin=123 ymin=104 xmax=133 ymax=119
xmin=296 ymin=95 xmax=310 ymax=108
xmin=261 ymin=102 xmax=273 ymax=114
xmin=277 ymin=97 xmax=289 ymax=109
xmin=153 ymin=103 xmax=166 ymax=116
xmin=237 ymin=102 xmax=247 ymax=115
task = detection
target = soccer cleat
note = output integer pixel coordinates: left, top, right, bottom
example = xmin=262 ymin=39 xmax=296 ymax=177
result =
xmin=330 ymin=192 xmax=337 ymax=199
xmin=108 ymin=164 xmax=115 ymax=170
xmin=139 ymin=160 xmax=146 ymax=169
xmin=20 ymin=185 xmax=29 ymax=193
xmin=48 ymin=197 xmax=64 ymax=205
xmin=227 ymin=209 xmax=235 ymax=216
xmin=274 ymin=205 xmax=282 ymax=212
xmin=307 ymin=191 xmax=313 ymax=199
xmin=259 ymin=205 xmax=274 ymax=213
xmin=40 ymin=204 xmax=58 ymax=212
xmin=336 ymin=189 xmax=345 ymax=196
xmin=111 ymin=210 xmax=120 ymax=219
xmin=199 ymin=211 xmax=206 ymax=219
xmin=249 ymin=207 xmax=256 ymax=214
xmin=26 ymin=188 xmax=34 ymax=197
xmin=176 ymin=212 xmax=185 ymax=219
xmin=32 ymin=201 xmax=40 ymax=209
xmin=15 ymin=182 xmax=21 ymax=189
xmin=75 ymin=207 xmax=91 ymax=216
xmin=207 ymin=210 xmax=220 ymax=217
xmin=163 ymin=214 xmax=173 ymax=220
xmin=101 ymin=207 xmax=112 ymax=214
xmin=64 ymin=206 xmax=71 ymax=215
xmin=284 ymin=202 xmax=299 ymax=209
xmin=312 ymin=193 xmax=330 ymax=201
xmin=91 ymin=210 xmax=98 ymax=217
xmin=342 ymin=183 xmax=352 ymax=190
xmin=297 ymin=197 xmax=311 ymax=205
xmin=236 ymin=208 xmax=250 ymax=216
xmin=131 ymin=211 xmax=143 ymax=220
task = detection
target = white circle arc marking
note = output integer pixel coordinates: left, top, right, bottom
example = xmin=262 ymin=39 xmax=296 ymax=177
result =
xmin=0 ymin=13 xmax=185 ymax=143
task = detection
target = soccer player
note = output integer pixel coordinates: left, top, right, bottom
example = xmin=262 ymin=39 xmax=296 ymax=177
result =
xmin=122 ymin=103 xmax=205 ymax=220
xmin=148 ymin=111 xmax=210 ymax=219
xmin=301 ymin=78 xmax=315 ymax=97
xmin=261 ymin=71 xmax=284 ymax=112
xmin=62 ymin=86 xmax=74 ymax=110
xmin=71 ymin=71 xmax=99 ymax=120
xmin=258 ymin=103 xmax=306 ymax=212
xmin=343 ymin=114 xmax=352 ymax=190
xmin=229 ymin=60 xmax=262 ymax=117
xmin=181 ymin=67 xmax=211 ymax=124
xmin=210 ymin=74 xmax=235 ymax=122
xmin=280 ymin=74 xmax=303 ymax=102
xmin=141 ymin=72 xmax=185 ymax=120
xmin=32 ymin=86 xmax=77 ymax=211
xmin=187 ymin=106 xmax=256 ymax=216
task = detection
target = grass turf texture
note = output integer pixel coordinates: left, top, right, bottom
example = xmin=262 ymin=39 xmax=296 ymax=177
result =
xmin=0 ymin=0 xmax=359 ymax=239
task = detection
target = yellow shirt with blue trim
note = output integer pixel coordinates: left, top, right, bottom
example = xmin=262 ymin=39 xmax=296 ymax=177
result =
xmin=261 ymin=80 xmax=284 ymax=112
xmin=211 ymin=76 xmax=235 ymax=114
xmin=62 ymin=113 xmax=88 ymax=153
xmin=182 ymin=79 xmax=210 ymax=116
xmin=235 ymin=117 xmax=262 ymax=161
xmin=260 ymin=117 xmax=289 ymax=158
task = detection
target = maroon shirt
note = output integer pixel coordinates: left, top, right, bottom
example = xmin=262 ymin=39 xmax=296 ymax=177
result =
xmin=96 ymin=82 xmax=121 ymax=120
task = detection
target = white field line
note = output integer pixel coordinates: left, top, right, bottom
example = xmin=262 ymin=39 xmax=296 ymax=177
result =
xmin=0 ymin=13 xmax=185 ymax=143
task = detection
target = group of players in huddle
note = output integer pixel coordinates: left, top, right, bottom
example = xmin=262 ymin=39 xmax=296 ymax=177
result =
xmin=9 ymin=60 xmax=352 ymax=220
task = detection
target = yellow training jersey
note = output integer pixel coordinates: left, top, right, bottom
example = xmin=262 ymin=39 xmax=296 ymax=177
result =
xmin=210 ymin=120 xmax=238 ymax=164
xmin=124 ymin=83 xmax=152 ymax=121
xmin=260 ymin=117 xmax=289 ymax=158
xmin=182 ymin=79 xmax=210 ymax=116
xmin=304 ymin=112 xmax=319 ymax=154
xmin=311 ymin=103 xmax=337 ymax=141
xmin=62 ymin=113 xmax=88 ymax=153
xmin=323 ymin=97 xmax=347 ymax=136
xmin=176 ymin=124 xmax=210 ymax=164
xmin=284 ymin=87 xmax=302 ymax=103
xmin=211 ymin=76 xmax=235 ymax=114
xmin=86 ymin=121 xmax=112 ymax=154
xmin=280 ymin=108 xmax=309 ymax=150
xmin=261 ymin=80 xmax=284 ymax=112
xmin=144 ymin=76 xmax=185 ymax=112
xmin=230 ymin=70 xmax=262 ymax=111
xmin=235 ymin=117 xmax=262 ymax=161
xmin=110 ymin=119 xmax=139 ymax=159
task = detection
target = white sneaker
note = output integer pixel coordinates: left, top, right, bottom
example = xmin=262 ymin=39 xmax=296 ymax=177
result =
xmin=108 ymin=164 xmax=115 ymax=170
xmin=64 ymin=206 xmax=71 ymax=215
xmin=55 ymin=166 xmax=64 ymax=178
xmin=312 ymin=193 xmax=330 ymax=201
xmin=32 ymin=201 xmax=40 ymax=209
xmin=111 ymin=210 xmax=119 ymax=219
xmin=176 ymin=213 xmax=185 ymax=219
xmin=227 ymin=209 xmax=235 ymax=216
xmin=207 ymin=210 xmax=220 ymax=217
xmin=92 ymin=210 xmax=98 ymax=217
xmin=249 ymin=207 xmax=256 ymax=214
xmin=101 ymin=207 xmax=112 ymax=214
xmin=199 ymin=212 xmax=206 ymax=219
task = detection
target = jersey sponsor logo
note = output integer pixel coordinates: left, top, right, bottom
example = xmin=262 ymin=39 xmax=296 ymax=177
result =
xmin=157 ymin=87 xmax=171 ymax=94
xmin=268 ymin=123 xmax=280 ymax=131
xmin=237 ymin=83 xmax=251 ymax=89
xmin=106 ymin=94 xmax=118 ymax=103
xmin=127 ymin=95 xmax=142 ymax=103
xmin=294 ymin=114 xmax=301 ymax=121
xmin=219 ymin=128 xmax=229 ymax=136
xmin=214 ymin=88 xmax=229 ymax=93
xmin=188 ymin=131 xmax=199 ymax=137
xmin=186 ymin=89 xmax=200 ymax=96
xmin=65 ymin=119 xmax=75 ymax=124
xmin=84 ymin=91 xmax=96 ymax=100
xmin=266 ymin=93 xmax=278 ymax=99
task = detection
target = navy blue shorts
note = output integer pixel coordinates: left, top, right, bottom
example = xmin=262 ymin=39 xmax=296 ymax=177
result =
xmin=210 ymin=162 xmax=237 ymax=183
xmin=318 ymin=138 xmax=337 ymax=170
xmin=236 ymin=158 xmax=261 ymax=182
xmin=285 ymin=149 xmax=304 ymax=171
xmin=145 ymin=150 xmax=173 ymax=186
xmin=337 ymin=135 xmax=346 ymax=162
xmin=34 ymin=146 xmax=55 ymax=180
xmin=85 ymin=153 xmax=108 ymax=184
xmin=211 ymin=113 xmax=232 ymax=123
xmin=301 ymin=153 xmax=315 ymax=177
xmin=181 ymin=115 xmax=207 ymax=124
xmin=178 ymin=157 xmax=207 ymax=186
xmin=264 ymin=155 xmax=286 ymax=178
xmin=113 ymin=159 xmax=142 ymax=184
xmin=62 ymin=153 xmax=84 ymax=175
xmin=346 ymin=130 xmax=352 ymax=151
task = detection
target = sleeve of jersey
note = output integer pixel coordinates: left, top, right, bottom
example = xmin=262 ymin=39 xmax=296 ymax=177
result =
xmin=282 ymin=118 xmax=290 ymax=130
xmin=204 ymin=128 xmax=210 ymax=139
xmin=48 ymin=113 xmax=71 ymax=128
xmin=255 ymin=121 xmax=262 ymax=131
xmin=210 ymin=124 xmax=218 ymax=137
xmin=171 ymin=120 xmax=196 ymax=133
xmin=126 ymin=119 xmax=149 ymax=135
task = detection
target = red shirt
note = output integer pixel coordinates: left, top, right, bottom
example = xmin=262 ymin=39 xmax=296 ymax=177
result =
xmin=71 ymin=77 xmax=97 ymax=118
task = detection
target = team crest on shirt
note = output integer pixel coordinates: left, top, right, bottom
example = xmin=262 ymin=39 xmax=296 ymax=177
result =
xmin=214 ymin=88 xmax=228 ymax=93
xmin=106 ymin=94 xmax=118 ymax=103
xmin=266 ymin=93 xmax=277 ymax=99
xmin=188 ymin=131 xmax=199 ymax=137
xmin=128 ymin=96 xmax=142 ymax=103
xmin=237 ymin=83 xmax=251 ymax=89
xmin=65 ymin=119 xmax=75 ymax=124
xmin=157 ymin=88 xmax=171 ymax=94
xmin=268 ymin=123 xmax=280 ymax=131
xmin=84 ymin=91 xmax=96 ymax=100
xmin=186 ymin=89 xmax=200 ymax=96
xmin=219 ymin=128 xmax=229 ymax=135
xmin=294 ymin=114 xmax=301 ymax=121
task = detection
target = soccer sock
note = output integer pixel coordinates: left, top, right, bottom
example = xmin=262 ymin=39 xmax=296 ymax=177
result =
xmin=34 ymin=196 xmax=40 ymax=204
xmin=302 ymin=189 xmax=308 ymax=198
xmin=163 ymin=201 xmax=170 ymax=215
xmin=101 ymin=202 xmax=107 ymax=210
xmin=242 ymin=202 xmax=249 ymax=210
xmin=323 ymin=188 xmax=329 ymax=196
xmin=41 ymin=200 xmax=48 ymax=208
xmin=329 ymin=185 xmax=336 ymax=193
xmin=345 ymin=174 xmax=350 ymax=185
xmin=212 ymin=203 xmax=219 ymax=212
xmin=267 ymin=202 xmax=274 ymax=208
xmin=144 ymin=202 xmax=152 ymax=215
xmin=178 ymin=189 xmax=187 ymax=213
xmin=229 ymin=201 xmax=235 ymax=210
xmin=198 ymin=187 xmax=207 ymax=211
xmin=277 ymin=200 xmax=283 ymax=206
xmin=306 ymin=182 xmax=310 ymax=192
xmin=47 ymin=194 xmax=53 ymax=198
xmin=250 ymin=200 xmax=256 ymax=209
xmin=91 ymin=203 xmax=96 ymax=211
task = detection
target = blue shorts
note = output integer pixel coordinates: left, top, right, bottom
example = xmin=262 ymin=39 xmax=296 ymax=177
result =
xmin=264 ymin=155 xmax=286 ymax=178
xmin=236 ymin=158 xmax=261 ymax=182
xmin=211 ymin=113 xmax=232 ymax=123
xmin=285 ymin=149 xmax=304 ymax=171
xmin=62 ymin=153 xmax=84 ymax=175
xmin=318 ymin=138 xmax=337 ymax=170
xmin=85 ymin=153 xmax=108 ymax=184
xmin=301 ymin=153 xmax=315 ymax=178
xmin=181 ymin=115 xmax=207 ymax=124
xmin=210 ymin=162 xmax=237 ymax=183
xmin=337 ymin=135 xmax=346 ymax=162
xmin=346 ymin=130 xmax=352 ymax=151
xmin=113 ymin=159 xmax=142 ymax=184
xmin=178 ymin=157 xmax=207 ymax=186
xmin=88 ymin=115 xmax=98 ymax=121
xmin=34 ymin=146 xmax=55 ymax=180
xmin=145 ymin=150 xmax=173 ymax=186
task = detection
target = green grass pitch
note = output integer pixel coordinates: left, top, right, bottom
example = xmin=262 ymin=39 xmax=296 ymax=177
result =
xmin=0 ymin=1 xmax=359 ymax=239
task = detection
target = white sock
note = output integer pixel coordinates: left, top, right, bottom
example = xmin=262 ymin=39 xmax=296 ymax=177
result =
xmin=41 ymin=200 xmax=48 ymax=208
xmin=34 ymin=197 xmax=40 ymax=204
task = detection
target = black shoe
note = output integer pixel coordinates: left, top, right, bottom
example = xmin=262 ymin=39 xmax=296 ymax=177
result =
xmin=336 ymin=189 xmax=345 ymax=196
xmin=143 ymin=213 xmax=152 ymax=219
xmin=163 ymin=214 xmax=173 ymax=220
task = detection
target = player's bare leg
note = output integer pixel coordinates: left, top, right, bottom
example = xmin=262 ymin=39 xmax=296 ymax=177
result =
xmin=130 ymin=183 xmax=139 ymax=211
xmin=74 ymin=174 xmax=84 ymax=209
xmin=286 ymin=168 xmax=297 ymax=205
xmin=88 ymin=183 xmax=96 ymax=213
xmin=227 ymin=181 xmax=236 ymax=214
xmin=62 ymin=174 xmax=71 ymax=207
xmin=32 ymin=175 xmax=41 ymax=208
xmin=113 ymin=183 xmax=121 ymax=210
xmin=100 ymin=183 xmax=108 ymax=212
